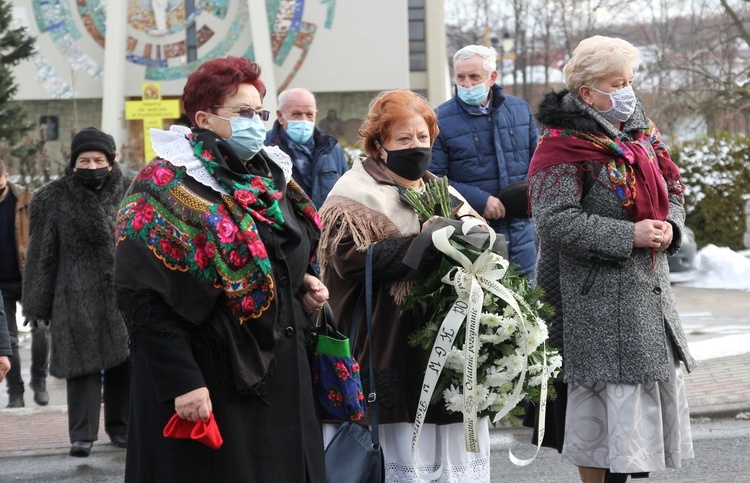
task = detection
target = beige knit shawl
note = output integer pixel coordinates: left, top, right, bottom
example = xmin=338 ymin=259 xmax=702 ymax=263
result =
xmin=317 ymin=157 xmax=419 ymax=303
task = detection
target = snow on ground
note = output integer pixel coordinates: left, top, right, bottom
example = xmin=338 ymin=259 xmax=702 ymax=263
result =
xmin=689 ymin=333 xmax=750 ymax=361
xmin=681 ymin=244 xmax=750 ymax=291
xmin=679 ymin=245 xmax=750 ymax=359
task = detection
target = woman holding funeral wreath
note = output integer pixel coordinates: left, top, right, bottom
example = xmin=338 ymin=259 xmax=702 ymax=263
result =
xmin=318 ymin=89 xmax=490 ymax=483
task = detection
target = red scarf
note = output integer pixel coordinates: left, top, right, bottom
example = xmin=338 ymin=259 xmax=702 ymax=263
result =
xmin=529 ymin=121 xmax=683 ymax=223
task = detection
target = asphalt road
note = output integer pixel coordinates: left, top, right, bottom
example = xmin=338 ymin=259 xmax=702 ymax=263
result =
xmin=491 ymin=417 xmax=750 ymax=482
xmin=2 ymin=418 xmax=750 ymax=482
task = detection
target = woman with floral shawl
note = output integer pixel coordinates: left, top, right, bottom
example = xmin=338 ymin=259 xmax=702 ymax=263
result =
xmin=114 ymin=57 xmax=328 ymax=482
xmin=526 ymin=36 xmax=696 ymax=483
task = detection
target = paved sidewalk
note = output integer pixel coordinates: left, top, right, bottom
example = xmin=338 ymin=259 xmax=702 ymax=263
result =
xmin=0 ymin=333 xmax=116 ymax=458
xmin=1 ymin=353 xmax=749 ymax=458
xmin=0 ymin=405 xmax=114 ymax=454
xmin=682 ymin=352 xmax=750 ymax=419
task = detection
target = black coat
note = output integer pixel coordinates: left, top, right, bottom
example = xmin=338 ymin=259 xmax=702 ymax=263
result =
xmin=22 ymin=165 xmax=132 ymax=379
xmin=116 ymin=155 xmax=326 ymax=483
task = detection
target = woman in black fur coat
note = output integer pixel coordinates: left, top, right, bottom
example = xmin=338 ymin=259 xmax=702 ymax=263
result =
xmin=22 ymin=127 xmax=132 ymax=457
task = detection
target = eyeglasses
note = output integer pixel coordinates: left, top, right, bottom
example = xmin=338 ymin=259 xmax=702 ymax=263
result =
xmin=212 ymin=105 xmax=270 ymax=121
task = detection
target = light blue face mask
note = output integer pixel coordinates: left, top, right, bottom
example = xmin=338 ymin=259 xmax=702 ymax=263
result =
xmin=212 ymin=113 xmax=267 ymax=159
xmin=285 ymin=119 xmax=315 ymax=144
xmin=456 ymin=83 xmax=489 ymax=106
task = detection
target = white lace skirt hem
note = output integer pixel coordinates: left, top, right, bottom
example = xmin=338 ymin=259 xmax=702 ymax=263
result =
xmin=378 ymin=418 xmax=491 ymax=483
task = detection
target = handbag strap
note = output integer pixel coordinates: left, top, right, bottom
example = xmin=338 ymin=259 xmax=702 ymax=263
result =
xmin=364 ymin=245 xmax=379 ymax=449
xmin=345 ymin=245 xmax=379 ymax=449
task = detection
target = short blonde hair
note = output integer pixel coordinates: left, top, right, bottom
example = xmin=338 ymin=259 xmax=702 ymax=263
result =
xmin=563 ymin=36 xmax=640 ymax=95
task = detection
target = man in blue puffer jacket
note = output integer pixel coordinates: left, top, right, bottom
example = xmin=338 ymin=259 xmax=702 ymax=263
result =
xmin=265 ymin=88 xmax=349 ymax=209
xmin=431 ymin=44 xmax=539 ymax=280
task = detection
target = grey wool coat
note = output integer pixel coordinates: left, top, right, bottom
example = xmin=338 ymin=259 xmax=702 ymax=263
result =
xmin=528 ymin=90 xmax=696 ymax=384
xmin=22 ymin=165 xmax=132 ymax=379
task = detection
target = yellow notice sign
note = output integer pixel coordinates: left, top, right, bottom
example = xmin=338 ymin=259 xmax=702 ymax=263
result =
xmin=125 ymin=83 xmax=181 ymax=164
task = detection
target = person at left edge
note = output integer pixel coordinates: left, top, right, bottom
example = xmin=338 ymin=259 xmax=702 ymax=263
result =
xmin=0 ymin=159 xmax=50 ymax=408
xmin=265 ymin=87 xmax=348 ymax=209
xmin=114 ymin=56 xmax=329 ymax=483
xmin=22 ymin=127 xmax=131 ymax=457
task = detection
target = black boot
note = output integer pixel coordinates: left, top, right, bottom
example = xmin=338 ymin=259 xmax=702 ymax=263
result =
xmin=6 ymin=392 xmax=24 ymax=408
xmin=29 ymin=379 xmax=49 ymax=406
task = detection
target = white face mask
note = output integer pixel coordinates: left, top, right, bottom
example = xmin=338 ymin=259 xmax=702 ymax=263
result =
xmin=590 ymin=85 xmax=637 ymax=123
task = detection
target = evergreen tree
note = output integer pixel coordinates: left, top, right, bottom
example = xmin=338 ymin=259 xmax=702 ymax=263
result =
xmin=0 ymin=0 xmax=35 ymax=148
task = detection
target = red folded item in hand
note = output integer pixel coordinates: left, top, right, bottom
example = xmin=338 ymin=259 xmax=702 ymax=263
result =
xmin=163 ymin=412 xmax=224 ymax=449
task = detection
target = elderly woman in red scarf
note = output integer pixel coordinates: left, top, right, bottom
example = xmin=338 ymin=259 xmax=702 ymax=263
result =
xmin=114 ymin=57 xmax=328 ymax=482
xmin=526 ymin=36 xmax=696 ymax=483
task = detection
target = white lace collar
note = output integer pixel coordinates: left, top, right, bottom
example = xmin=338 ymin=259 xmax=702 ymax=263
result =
xmin=149 ymin=126 xmax=293 ymax=195
xmin=263 ymin=145 xmax=293 ymax=185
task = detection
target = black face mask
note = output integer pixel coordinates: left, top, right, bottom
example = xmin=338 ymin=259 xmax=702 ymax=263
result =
xmin=382 ymin=147 xmax=432 ymax=181
xmin=75 ymin=167 xmax=110 ymax=189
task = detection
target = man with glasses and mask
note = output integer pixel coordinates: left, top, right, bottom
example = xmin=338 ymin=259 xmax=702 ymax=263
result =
xmin=265 ymin=88 xmax=348 ymax=209
xmin=0 ymin=159 xmax=50 ymax=408
xmin=431 ymin=44 xmax=539 ymax=280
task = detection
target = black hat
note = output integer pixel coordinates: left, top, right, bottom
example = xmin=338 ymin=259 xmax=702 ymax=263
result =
xmin=70 ymin=127 xmax=116 ymax=168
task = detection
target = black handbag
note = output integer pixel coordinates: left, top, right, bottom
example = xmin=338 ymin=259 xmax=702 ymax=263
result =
xmin=324 ymin=245 xmax=382 ymax=483
xmin=497 ymin=179 xmax=530 ymax=218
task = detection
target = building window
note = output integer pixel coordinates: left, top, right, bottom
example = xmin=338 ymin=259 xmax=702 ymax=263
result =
xmin=39 ymin=116 xmax=59 ymax=141
xmin=409 ymin=0 xmax=426 ymax=72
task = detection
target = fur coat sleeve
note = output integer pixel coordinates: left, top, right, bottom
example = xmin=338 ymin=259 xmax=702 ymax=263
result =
xmin=22 ymin=183 xmax=59 ymax=320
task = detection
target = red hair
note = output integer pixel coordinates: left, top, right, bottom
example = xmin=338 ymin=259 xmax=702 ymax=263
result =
xmin=182 ymin=56 xmax=267 ymax=126
xmin=359 ymin=89 xmax=439 ymax=159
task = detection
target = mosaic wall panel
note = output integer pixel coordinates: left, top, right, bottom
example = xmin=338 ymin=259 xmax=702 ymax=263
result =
xmin=26 ymin=0 xmax=339 ymax=98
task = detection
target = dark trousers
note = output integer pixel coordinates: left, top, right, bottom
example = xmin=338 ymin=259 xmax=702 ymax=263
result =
xmin=1 ymin=283 xmax=50 ymax=396
xmin=66 ymin=361 xmax=130 ymax=443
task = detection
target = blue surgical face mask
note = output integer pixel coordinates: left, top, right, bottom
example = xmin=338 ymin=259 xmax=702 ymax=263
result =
xmin=285 ymin=119 xmax=315 ymax=144
xmin=211 ymin=113 xmax=267 ymax=159
xmin=456 ymin=83 xmax=489 ymax=106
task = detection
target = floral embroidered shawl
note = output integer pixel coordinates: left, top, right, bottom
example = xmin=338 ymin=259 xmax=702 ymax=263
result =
xmin=528 ymin=121 xmax=683 ymax=223
xmin=117 ymin=130 xmax=320 ymax=322
xmin=115 ymin=129 xmax=320 ymax=390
